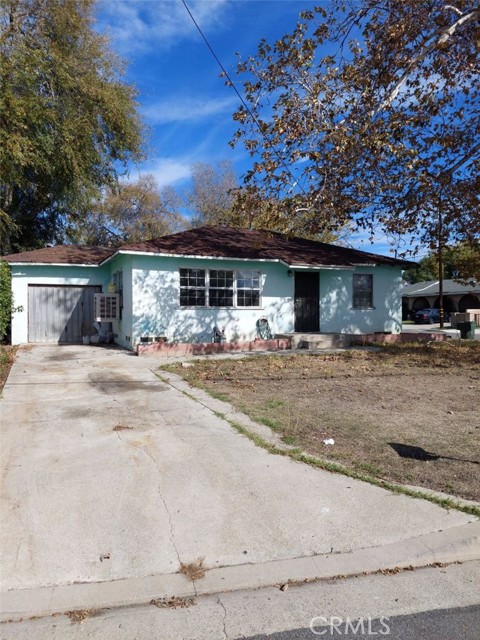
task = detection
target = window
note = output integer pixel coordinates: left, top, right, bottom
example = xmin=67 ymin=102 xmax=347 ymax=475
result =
xmin=179 ymin=268 xmax=261 ymax=307
xmin=180 ymin=268 xmax=206 ymax=306
xmin=236 ymin=270 xmax=260 ymax=307
xmin=352 ymin=274 xmax=373 ymax=308
xmin=113 ymin=270 xmax=123 ymax=297
xmin=209 ymin=270 xmax=234 ymax=307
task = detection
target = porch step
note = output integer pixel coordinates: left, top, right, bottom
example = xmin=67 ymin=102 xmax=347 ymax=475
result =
xmin=276 ymin=333 xmax=351 ymax=350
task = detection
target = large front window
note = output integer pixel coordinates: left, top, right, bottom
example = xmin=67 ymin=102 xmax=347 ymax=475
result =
xmin=179 ymin=268 xmax=261 ymax=307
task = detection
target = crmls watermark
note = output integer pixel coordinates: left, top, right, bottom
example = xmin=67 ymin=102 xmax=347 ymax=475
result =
xmin=310 ymin=616 xmax=391 ymax=636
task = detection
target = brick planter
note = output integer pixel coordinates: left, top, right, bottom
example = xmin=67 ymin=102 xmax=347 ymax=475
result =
xmin=137 ymin=338 xmax=292 ymax=357
xmin=350 ymin=332 xmax=449 ymax=346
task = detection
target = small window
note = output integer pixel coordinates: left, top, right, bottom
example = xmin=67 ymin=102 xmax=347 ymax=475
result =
xmin=113 ymin=270 xmax=124 ymax=317
xmin=353 ymin=274 xmax=373 ymax=308
xmin=113 ymin=270 xmax=123 ymax=297
xmin=180 ymin=268 xmax=206 ymax=306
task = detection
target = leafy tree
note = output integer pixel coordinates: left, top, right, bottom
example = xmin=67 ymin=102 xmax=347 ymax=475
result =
xmin=187 ymin=161 xmax=341 ymax=241
xmin=67 ymin=175 xmax=185 ymax=246
xmin=0 ymin=0 xmax=144 ymax=254
xmin=231 ymin=0 xmax=480 ymax=264
xmin=453 ymin=241 xmax=480 ymax=284
xmin=403 ymin=242 xmax=480 ymax=283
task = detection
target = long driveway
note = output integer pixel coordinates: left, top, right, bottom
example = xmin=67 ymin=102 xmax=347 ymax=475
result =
xmin=0 ymin=345 xmax=475 ymax=592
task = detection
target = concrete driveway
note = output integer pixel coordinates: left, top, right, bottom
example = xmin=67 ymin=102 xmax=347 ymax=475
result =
xmin=0 ymin=346 xmax=476 ymax=597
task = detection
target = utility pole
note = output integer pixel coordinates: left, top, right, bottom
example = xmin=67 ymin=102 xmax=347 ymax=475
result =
xmin=438 ymin=207 xmax=444 ymax=329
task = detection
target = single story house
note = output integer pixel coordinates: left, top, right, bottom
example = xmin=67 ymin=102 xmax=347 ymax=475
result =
xmin=3 ymin=226 xmax=413 ymax=349
xmin=402 ymin=279 xmax=480 ymax=319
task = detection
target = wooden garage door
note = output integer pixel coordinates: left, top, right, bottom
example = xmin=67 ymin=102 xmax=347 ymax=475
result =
xmin=28 ymin=285 xmax=101 ymax=343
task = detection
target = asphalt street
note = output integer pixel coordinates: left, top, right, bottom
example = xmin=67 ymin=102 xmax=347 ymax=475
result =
xmin=245 ymin=605 xmax=480 ymax=639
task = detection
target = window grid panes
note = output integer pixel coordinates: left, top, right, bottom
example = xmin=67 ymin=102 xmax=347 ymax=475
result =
xmin=236 ymin=270 xmax=261 ymax=307
xmin=179 ymin=269 xmax=261 ymax=308
xmin=179 ymin=268 xmax=206 ymax=307
xmin=352 ymin=274 xmax=373 ymax=308
xmin=209 ymin=269 xmax=234 ymax=307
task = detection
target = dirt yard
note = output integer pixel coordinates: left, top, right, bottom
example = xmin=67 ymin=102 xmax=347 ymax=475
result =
xmin=166 ymin=342 xmax=480 ymax=502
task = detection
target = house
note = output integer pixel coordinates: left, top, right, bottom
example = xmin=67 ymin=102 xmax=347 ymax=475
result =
xmin=3 ymin=227 xmax=413 ymax=349
xmin=402 ymin=279 xmax=480 ymax=319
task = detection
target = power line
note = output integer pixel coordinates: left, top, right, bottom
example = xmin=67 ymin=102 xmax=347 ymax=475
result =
xmin=181 ymin=0 xmax=308 ymax=197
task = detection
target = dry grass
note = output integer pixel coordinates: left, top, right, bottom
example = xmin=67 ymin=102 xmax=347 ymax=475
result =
xmin=179 ymin=557 xmax=206 ymax=581
xmin=112 ymin=424 xmax=133 ymax=432
xmin=65 ymin=609 xmax=101 ymax=624
xmin=150 ymin=596 xmax=196 ymax=609
xmin=165 ymin=342 xmax=480 ymax=502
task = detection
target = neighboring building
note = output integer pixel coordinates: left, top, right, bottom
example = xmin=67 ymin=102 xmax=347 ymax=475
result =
xmin=402 ymin=279 xmax=480 ymax=319
xmin=3 ymin=227 xmax=412 ymax=349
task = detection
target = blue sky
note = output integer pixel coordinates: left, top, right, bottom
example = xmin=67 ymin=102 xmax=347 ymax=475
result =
xmin=96 ymin=0 xmax=399 ymax=257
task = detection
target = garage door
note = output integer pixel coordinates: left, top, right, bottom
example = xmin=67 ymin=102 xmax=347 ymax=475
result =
xmin=28 ymin=285 xmax=101 ymax=343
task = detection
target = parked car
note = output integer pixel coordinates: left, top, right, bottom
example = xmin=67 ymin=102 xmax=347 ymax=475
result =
xmin=413 ymin=308 xmax=449 ymax=324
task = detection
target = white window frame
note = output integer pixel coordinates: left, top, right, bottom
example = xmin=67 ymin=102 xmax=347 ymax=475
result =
xmin=94 ymin=293 xmax=119 ymax=321
xmin=235 ymin=269 xmax=261 ymax=308
xmin=179 ymin=268 xmax=262 ymax=309
xmin=179 ymin=268 xmax=207 ymax=307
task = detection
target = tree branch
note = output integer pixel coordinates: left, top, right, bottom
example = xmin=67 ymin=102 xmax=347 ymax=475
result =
xmin=374 ymin=8 xmax=479 ymax=114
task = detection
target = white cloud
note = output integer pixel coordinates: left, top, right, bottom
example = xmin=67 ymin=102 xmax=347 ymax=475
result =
xmin=97 ymin=0 xmax=230 ymax=55
xmin=141 ymin=95 xmax=238 ymax=124
xmin=124 ymin=157 xmax=193 ymax=188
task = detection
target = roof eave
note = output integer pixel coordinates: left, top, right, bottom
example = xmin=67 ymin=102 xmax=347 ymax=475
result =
xmin=8 ymin=261 xmax=102 ymax=267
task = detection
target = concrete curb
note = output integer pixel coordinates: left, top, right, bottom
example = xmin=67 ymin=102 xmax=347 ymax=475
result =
xmin=2 ymin=521 xmax=479 ymax=622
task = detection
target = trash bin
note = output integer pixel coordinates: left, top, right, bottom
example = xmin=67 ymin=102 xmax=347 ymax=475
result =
xmin=457 ymin=321 xmax=476 ymax=339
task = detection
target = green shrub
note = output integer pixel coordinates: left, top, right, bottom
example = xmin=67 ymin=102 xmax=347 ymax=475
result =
xmin=0 ymin=261 xmax=14 ymax=342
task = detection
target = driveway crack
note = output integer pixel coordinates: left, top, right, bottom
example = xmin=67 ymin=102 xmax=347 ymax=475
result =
xmin=48 ymin=585 xmax=56 ymax=613
xmin=217 ymin=596 xmax=228 ymax=639
xmin=115 ymin=432 xmax=181 ymax=566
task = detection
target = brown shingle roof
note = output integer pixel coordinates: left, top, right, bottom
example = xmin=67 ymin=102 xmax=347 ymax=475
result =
xmin=2 ymin=227 xmax=415 ymax=268
xmin=2 ymin=245 xmax=114 ymax=265
xmin=120 ymin=226 xmax=413 ymax=267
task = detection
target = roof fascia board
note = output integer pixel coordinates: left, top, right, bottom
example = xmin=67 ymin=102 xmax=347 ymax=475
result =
xmin=112 ymin=251 xmax=375 ymax=270
xmin=351 ymin=262 xmax=378 ymax=267
xmin=116 ymin=250 xmax=289 ymax=266
xmin=7 ymin=261 xmax=101 ymax=267
xmin=288 ymin=264 xmax=354 ymax=270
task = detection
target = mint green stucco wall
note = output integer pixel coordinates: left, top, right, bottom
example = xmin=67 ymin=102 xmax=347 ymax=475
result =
xmin=130 ymin=255 xmax=294 ymax=345
xmin=10 ymin=255 xmax=403 ymax=347
xmin=130 ymin=257 xmax=402 ymax=345
xmin=105 ymin=254 xmax=133 ymax=349
xmin=10 ymin=264 xmax=111 ymax=344
xmin=319 ymin=266 xmax=403 ymax=334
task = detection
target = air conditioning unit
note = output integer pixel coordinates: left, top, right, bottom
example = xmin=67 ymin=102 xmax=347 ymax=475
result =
xmin=94 ymin=293 xmax=119 ymax=322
